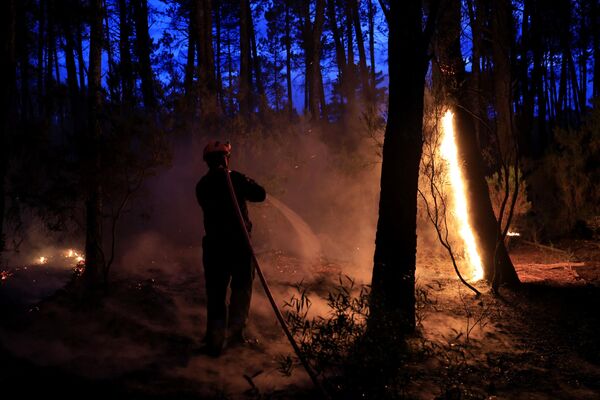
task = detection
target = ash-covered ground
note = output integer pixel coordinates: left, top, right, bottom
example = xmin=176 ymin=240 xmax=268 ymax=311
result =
xmin=1 ymin=236 xmax=600 ymax=399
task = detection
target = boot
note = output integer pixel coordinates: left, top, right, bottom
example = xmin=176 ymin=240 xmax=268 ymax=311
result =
xmin=203 ymin=320 xmax=226 ymax=357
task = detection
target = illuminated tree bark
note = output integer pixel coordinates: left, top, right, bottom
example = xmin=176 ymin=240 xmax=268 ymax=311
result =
xmin=435 ymin=0 xmax=520 ymax=289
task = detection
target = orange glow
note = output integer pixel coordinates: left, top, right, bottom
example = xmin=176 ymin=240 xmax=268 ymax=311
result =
xmin=440 ymin=111 xmax=484 ymax=281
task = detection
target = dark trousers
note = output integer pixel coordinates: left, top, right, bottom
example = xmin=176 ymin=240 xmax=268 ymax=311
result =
xmin=202 ymin=236 xmax=254 ymax=336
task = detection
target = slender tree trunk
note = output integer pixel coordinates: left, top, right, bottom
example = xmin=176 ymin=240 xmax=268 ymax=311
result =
xmin=132 ymin=0 xmax=156 ymax=109
xmin=284 ymin=1 xmax=294 ymax=116
xmin=370 ymin=1 xmax=434 ymax=334
xmin=118 ymin=0 xmax=134 ymax=108
xmin=530 ymin=0 xmax=546 ymax=155
xmin=37 ymin=0 xmax=46 ymax=116
xmin=62 ymin=20 xmax=80 ymax=133
xmin=76 ymin=24 xmax=86 ymax=94
xmin=17 ymin=2 xmax=32 ymax=122
xmin=466 ymin=0 xmax=482 ymax=146
xmin=248 ymin=1 xmax=267 ymax=117
xmin=184 ymin=2 xmax=196 ymax=106
xmin=344 ymin=0 xmax=355 ymax=105
xmin=488 ymin=0 xmax=520 ymax=286
xmin=83 ymin=0 xmax=106 ymax=290
xmin=351 ymin=0 xmax=370 ymax=99
xmin=0 ymin=0 xmax=17 ymax=251
xmin=239 ymin=0 xmax=252 ymax=116
xmin=367 ymin=0 xmax=376 ymax=89
xmin=327 ymin=0 xmax=347 ymax=104
xmin=593 ymin=0 xmax=600 ymax=99
xmin=303 ymin=0 xmax=326 ymax=120
xmin=215 ymin=0 xmax=225 ymax=112
xmin=194 ymin=0 xmax=218 ymax=120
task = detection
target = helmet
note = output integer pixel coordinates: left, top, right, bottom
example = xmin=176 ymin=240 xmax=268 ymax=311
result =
xmin=203 ymin=140 xmax=232 ymax=160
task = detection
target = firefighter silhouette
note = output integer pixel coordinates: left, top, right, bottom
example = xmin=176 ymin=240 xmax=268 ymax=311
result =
xmin=196 ymin=140 xmax=266 ymax=356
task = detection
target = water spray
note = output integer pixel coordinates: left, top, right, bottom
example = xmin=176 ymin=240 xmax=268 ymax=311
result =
xmin=221 ymin=167 xmax=330 ymax=399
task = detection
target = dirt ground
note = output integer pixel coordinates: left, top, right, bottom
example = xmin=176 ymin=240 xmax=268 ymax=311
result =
xmin=1 ymin=238 xmax=600 ymax=399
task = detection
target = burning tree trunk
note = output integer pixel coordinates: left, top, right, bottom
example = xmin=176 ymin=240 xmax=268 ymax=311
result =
xmin=434 ymin=0 xmax=519 ymax=289
xmin=370 ymin=0 xmax=437 ymax=333
xmin=83 ymin=0 xmax=106 ymax=291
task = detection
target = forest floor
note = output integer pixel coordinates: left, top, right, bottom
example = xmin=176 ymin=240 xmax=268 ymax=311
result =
xmin=1 ymin=238 xmax=600 ymax=399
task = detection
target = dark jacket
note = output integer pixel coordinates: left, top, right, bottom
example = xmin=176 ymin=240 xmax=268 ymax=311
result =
xmin=196 ymin=168 xmax=266 ymax=246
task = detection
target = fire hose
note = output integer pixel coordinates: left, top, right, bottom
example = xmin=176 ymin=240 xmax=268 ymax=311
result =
xmin=221 ymin=168 xmax=330 ymax=399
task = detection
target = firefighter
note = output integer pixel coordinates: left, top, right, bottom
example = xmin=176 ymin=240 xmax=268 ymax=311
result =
xmin=196 ymin=140 xmax=266 ymax=356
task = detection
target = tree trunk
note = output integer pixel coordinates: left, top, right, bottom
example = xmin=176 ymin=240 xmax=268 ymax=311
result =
xmin=76 ymin=24 xmax=86 ymax=94
xmin=370 ymin=1 xmax=432 ymax=334
xmin=132 ymin=0 xmax=156 ymax=109
xmin=434 ymin=0 xmax=520 ymax=289
xmin=118 ymin=0 xmax=134 ymax=108
xmin=184 ymin=1 xmax=196 ymax=106
xmin=302 ymin=0 xmax=326 ymax=120
xmin=0 ymin=0 xmax=17 ymax=252
xmin=367 ymin=0 xmax=376 ymax=89
xmin=530 ymin=0 xmax=546 ymax=155
xmin=351 ymin=0 xmax=370 ymax=99
xmin=593 ymin=0 xmax=600 ymax=99
xmin=83 ymin=0 xmax=106 ymax=290
xmin=194 ymin=0 xmax=218 ymax=120
xmin=284 ymin=0 xmax=294 ymax=116
xmin=327 ymin=0 xmax=347 ymax=104
xmin=215 ymin=0 xmax=225 ymax=112
xmin=239 ymin=0 xmax=252 ymax=117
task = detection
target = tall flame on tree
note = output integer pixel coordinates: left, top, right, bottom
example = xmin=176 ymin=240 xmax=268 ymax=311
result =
xmin=440 ymin=111 xmax=484 ymax=281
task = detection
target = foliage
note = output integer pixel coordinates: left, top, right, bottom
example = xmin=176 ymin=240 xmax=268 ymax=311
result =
xmin=486 ymin=168 xmax=531 ymax=232
xmin=528 ymin=103 xmax=600 ymax=238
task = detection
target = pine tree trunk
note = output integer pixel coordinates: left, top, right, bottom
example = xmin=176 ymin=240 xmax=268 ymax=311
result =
xmin=195 ymin=0 xmax=218 ymax=120
xmin=132 ymin=0 xmax=156 ymax=109
xmin=184 ymin=2 xmax=196 ymax=106
xmin=327 ymin=0 xmax=347 ymax=104
xmin=593 ymin=1 xmax=600 ymax=99
xmin=83 ymin=0 xmax=106 ymax=291
xmin=367 ymin=0 xmax=376 ymax=90
xmin=370 ymin=1 xmax=431 ymax=334
xmin=239 ymin=0 xmax=252 ymax=117
xmin=0 ymin=0 xmax=17 ymax=251
xmin=118 ymin=0 xmax=134 ymax=108
xmin=284 ymin=1 xmax=294 ymax=116
xmin=434 ymin=0 xmax=520 ymax=289
xmin=351 ymin=0 xmax=369 ymax=99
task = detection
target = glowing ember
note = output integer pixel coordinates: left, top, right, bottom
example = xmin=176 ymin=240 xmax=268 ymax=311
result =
xmin=440 ymin=111 xmax=484 ymax=281
xmin=1 ymin=270 xmax=13 ymax=281
xmin=37 ymin=256 xmax=48 ymax=265
xmin=65 ymin=249 xmax=85 ymax=263
xmin=507 ymin=231 xmax=521 ymax=237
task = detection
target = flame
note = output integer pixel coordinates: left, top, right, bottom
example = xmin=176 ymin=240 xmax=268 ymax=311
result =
xmin=37 ymin=256 xmax=48 ymax=265
xmin=507 ymin=231 xmax=520 ymax=237
xmin=1 ymin=270 xmax=13 ymax=281
xmin=65 ymin=249 xmax=85 ymax=263
xmin=440 ymin=111 xmax=484 ymax=281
